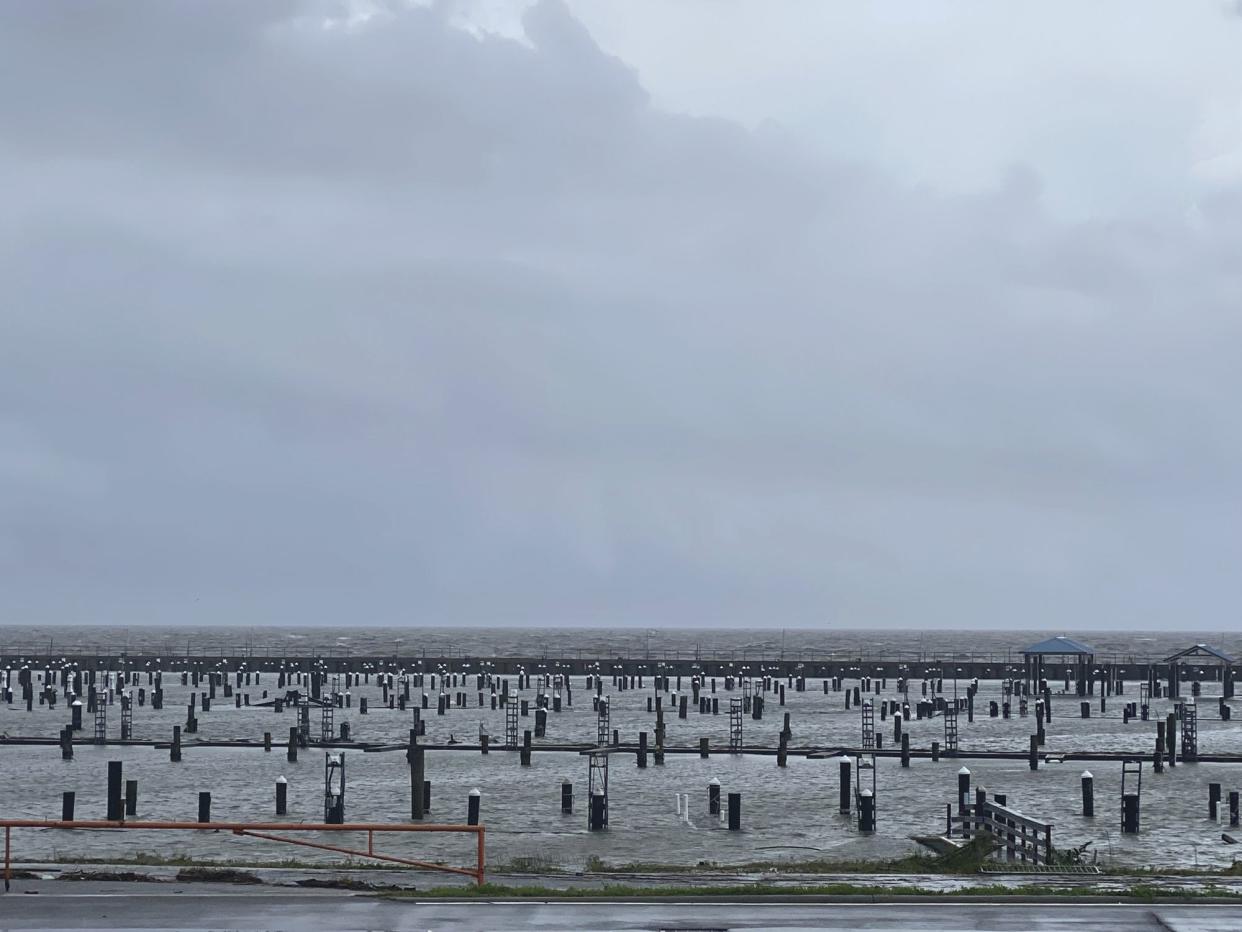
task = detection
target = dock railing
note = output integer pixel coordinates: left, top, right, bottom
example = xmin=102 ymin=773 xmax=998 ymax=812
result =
xmin=947 ymin=789 xmax=1053 ymax=866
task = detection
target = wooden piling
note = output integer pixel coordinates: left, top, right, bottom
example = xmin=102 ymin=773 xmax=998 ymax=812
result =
xmin=409 ymin=730 xmax=425 ymax=820
xmin=107 ymin=761 xmax=123 ymax=821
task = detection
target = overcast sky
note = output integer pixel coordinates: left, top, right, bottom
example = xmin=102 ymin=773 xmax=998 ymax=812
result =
xmin=2 ymin=1 xmax=1241 ymax=630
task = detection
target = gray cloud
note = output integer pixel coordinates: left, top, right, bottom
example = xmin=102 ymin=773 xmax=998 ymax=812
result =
xmin=1 ymin=1 xmax=1240 ymax=629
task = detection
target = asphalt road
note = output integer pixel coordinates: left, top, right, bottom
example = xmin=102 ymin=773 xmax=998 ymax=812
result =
xmin=2 ymin=887 xmax=1242 ymax=932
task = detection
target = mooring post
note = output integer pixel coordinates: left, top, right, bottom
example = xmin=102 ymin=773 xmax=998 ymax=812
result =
xmin=1166 ymin=711 xmax=1177 ymax=766
xmin=708 ymin=777 xmax=721 ymax=815
xmin=859 ymin=789 xmax=875 ymax=833
xmin=1210 ymin=782 xmax=1221 ymax=820
xmin=276 ymin=776 xmax=288 ymax=815
xmin=588 ymin=787 xmax=606 ymax=831
xmin=198 ymin=791 xmax=211 ymax=823
xmin=561 ymin=778 xmax=573 ymax=814
xmin=1231 ymin=791 xmax=1240 ymax=828
xmin=1081 ymin=771 xmax=1094 ymax=817
xmin=839 ymin=759 xmax=851 ymax=813
xmin=125 ymin=779 xmax=138 ymax=817
xmin=61 ymin=791 xmax=75 ymax=822
xmin=409 ymin=729 xmax=425 ymax=820
xmin=727 ymin=791 xmax=741 ymax=831
xmin=106 ymin=760 xmax=123 ymax=821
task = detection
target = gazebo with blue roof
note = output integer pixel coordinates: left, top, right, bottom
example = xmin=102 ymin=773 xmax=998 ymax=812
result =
xmin=1022 ymin=635 xmax=1097 ymax=697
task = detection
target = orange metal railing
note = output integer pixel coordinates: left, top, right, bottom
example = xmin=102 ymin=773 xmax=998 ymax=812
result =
xmin=1 ymin=819 xmax=484 ymax=891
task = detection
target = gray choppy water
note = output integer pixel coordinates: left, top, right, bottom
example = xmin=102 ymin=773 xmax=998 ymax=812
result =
xmin=2 ymin=664 xmax=1240 ymax=872
xmin=2 ymin=625 xmax=1237 ymax=661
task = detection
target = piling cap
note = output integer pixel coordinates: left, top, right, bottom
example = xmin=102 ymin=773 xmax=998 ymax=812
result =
xmin=958 ymin=766 xmax=971 ymax=775
xmin=592 ymin=787 xmax=604 ymax=796
xmin=71 ymin=699 xmax=82 ymax=707
xmin=469 ymin=787 xmax=481 ymax=797
xmin=709 ymin=777 xmax=721 ymax=786
xmin=277 ymin=776 xmax=287 ymax=784
xmin=1082 ymin=770 xmax=1093 ymax=779
xmin=860 ymin=789 xmax=873 ymax=797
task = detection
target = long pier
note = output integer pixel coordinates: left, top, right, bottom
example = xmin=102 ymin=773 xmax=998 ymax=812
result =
xmin=0 ymin=650 xmax=1231 ymax=682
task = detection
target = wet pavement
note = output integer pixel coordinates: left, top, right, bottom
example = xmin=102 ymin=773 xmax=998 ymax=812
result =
xmin=2 ymin=884 xmax=1242 ymax=931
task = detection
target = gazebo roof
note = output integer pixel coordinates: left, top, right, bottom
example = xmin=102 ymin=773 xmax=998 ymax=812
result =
xmin=1164 ymin=643 xmax=1235 ymax=665
xmin=1022 ymin=635 xmax=1096 ymax=656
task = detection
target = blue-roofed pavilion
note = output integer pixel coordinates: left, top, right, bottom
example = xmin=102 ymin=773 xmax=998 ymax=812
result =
xmin=1022 ymin=636 xmax=1097 ymax=696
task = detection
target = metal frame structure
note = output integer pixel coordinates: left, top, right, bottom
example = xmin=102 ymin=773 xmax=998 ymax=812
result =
xmin=943 ymin=702 xmax=958 ymax=753
xmin=504 ymin=696 xmax=519 ymax=750
xmin=321 ymin=698 xmax=335 ymax=743
xmin=861 ymin=700 xmax=875 ymax=750
xmin=93 ymin=697 xmax=107 ymax=745
xmin=729 ymin=696 xmax=743 ymax=752
xmin=1 ymin=819 xmax=485 ymax=891
xmin=596 ymin=696 xmax=610 ymax=747
xmin=1181 ymin=701 xmax=1198 ymax=761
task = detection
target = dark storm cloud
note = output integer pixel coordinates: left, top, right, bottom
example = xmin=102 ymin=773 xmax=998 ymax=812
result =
xmin=1 ymin=1 xmax=1240 ymax=628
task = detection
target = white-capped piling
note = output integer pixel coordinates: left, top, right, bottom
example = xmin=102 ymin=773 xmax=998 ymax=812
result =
xmin=589 ymin=787 xmax=606 ymax=831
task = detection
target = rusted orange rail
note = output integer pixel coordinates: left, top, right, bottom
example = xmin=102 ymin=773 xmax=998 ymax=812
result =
xmin=1 ymin=819 xmax=484 ymax=891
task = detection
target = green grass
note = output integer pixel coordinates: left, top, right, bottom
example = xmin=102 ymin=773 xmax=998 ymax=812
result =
xmin=33 ymin=840 xmax=1242 ymax=885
